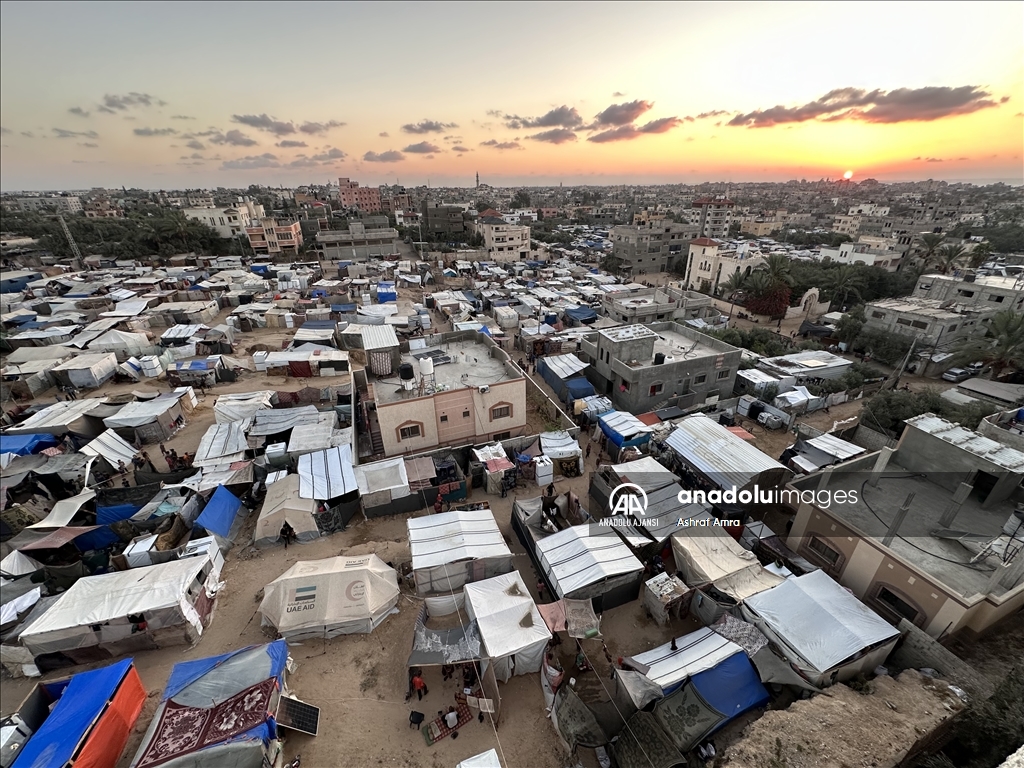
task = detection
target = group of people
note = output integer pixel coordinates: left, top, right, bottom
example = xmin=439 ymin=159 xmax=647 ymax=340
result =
xmin=158 ymin=444 xmax=193 ymax=471
xmin=56 ymin=384 xmax=80 ymax=401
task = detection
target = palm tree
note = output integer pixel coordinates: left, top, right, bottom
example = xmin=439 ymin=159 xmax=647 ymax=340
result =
xmin=721 ymin=271 xmax=746 ymax=319
xmin=952 ymin=309 xmax=1024 ymax=379
xmin=915 ymin=233 xmax=945 ymax=270
xmin=744 ymin=270 xmax=773 ymax=298
xmin=934 ymin=244 xmax=967 ymax=274
xmin=761 ymin=253 xmax=795 ymax=288
xmin=967 ymin=241 xmax=994 ymax=270
xmin=823 ymin=265 xmax=866 ymax=311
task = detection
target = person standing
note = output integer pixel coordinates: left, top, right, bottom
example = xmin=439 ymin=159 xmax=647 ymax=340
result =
xmin=585 ymin=444 xmax=591 ymax=462
xmin=546 ymin=482 xmax=555 ymax=498
xmin=411 ymin=673 xmax=428 ymax=700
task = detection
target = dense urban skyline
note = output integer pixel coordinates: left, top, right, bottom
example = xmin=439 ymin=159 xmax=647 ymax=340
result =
xmin=1 ymin=1 xmax=1022 ymax=190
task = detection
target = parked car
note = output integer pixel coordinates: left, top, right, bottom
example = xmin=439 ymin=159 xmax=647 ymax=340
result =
xmin=966 ymin=362 xmax=986 ymax=375
xmin=942 ymin=368 xmax=973 ymax=382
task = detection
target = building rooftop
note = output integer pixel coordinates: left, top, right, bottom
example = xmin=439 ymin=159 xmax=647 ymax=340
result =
xmin=869 ymin=297 xmax=978 ymax=319
xmin=801 ymin=464 xmax=1020 ymax=598
xmin=598 ymin=324 xmax=658 ymax=344
xmin=649 ymin=328 xmax=726 ymax=365
xmin=373 ymin=338 xmax=513 ymax=405
xmin=759 ymin=349 xmax=851 ymax=372
xmin=906 ymin=414 xmax=1024 ymax=470
xmin=922 ymin=273 xmax=1024 ymax=291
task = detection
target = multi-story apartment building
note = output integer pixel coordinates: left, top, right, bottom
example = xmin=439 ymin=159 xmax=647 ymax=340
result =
xmin=691 ymin=195 xmax=735 ymax=239
xmin=819 ymin=242 xmax=902 ymax=271
xmin=633 ymin=208 xmax=671 ymax=226
xmin=338 ymin=178 xmax=382 ymax=212
xmin=421 ymin=201 xmax=468 ymax=239
xmin=17 ymin=196 xmax=82 ymax=214
xmin=600 ymin=285 xmax=716 ymax=325
xmin=474 ymin=217 xmax=531 ymax=260
xmin=380 ymin=193 xmax=412 ymax=214
xmin=862 ymin=297 xmax=990 ymax=349
xmin=912 ymin=273 xmax=1024 ymax=314
xmin=738 ymin=217 xmax=778 ymax=237
xmin=832 ymin=214 xmax=862 ymax=236
xmin=682 ymin=238 xmax=765 ymax=293
xmin=610 ymin=222 xmax=698 ymax=274
xmin=83 ymin=200 xmax=123 ymax=218
xmin=500 ymin=209 xmax=538 ymax=224
xmin=185 ymin=197 xmax=265 ymax=238
xmin=245 ymin=218 xmax=303 ymax=256
xmin=314 ymin=222 xmax=400 ymax=261
xmin=848 ymin=203 xmax=890 ymax=217
xmin=579 ymin=322 xmax=741 ymax=413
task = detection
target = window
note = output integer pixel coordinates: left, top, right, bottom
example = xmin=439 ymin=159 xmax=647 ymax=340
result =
xmin=911 ymin=320 xmax=928 ymax=329
xmin=989 ymin=294 xmax=1004 ymax=303
xmin=463 ymin=410 xmax=470 ymax=418
xmin=896 ymin=318 xmax=912 ymax=326
xmin=717 ymin=369 xmax=730 ymax=380
xmin=694 ymin=373 xmax=707 ymax=385
xmin=620 ymin=379 xmax=630 ymax=391
xmin=440 ymin=415 xmax=448 ymax=423
xmin=649 ymin=382 xmax=664 ymax=396
xmin=874 ymin=585 xmax=920 ymax=624
xmin=493 ymin=431 xmax=511 ymax=441
xmin=958 ymin=289 xmax=975 ymax=298
xmin=491 ymin=404 xmax=511 ymax=420
xmin=947 ymin=324 xmax=958 ymax=332
xmin=871 ymin=311 xmax=886 ymax=319
xmin=807 ymin=536 xmax=841 ymax=567
xmin=398 ymin=422 xmax=422 ymax=441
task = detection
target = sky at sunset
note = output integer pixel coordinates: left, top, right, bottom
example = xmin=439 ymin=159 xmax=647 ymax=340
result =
xmin=1 ymin=1 xmax=1022 ymax=191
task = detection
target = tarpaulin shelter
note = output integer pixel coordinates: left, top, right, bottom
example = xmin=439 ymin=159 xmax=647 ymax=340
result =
xmin=563 ymin=305 xmax=598 ymax=326
xmin=353 ymin=455 xmax=409 ymax=505
xmin=51 ymin=353 xmax=118 ymax=389
xmin=297 ymin=444 xmax=358 ymax=501
xmin=456 ymin=750 xmax=501 ymax=768
xmin=10 ymin=658 xmax=146 ymax=768
xmin=87 ymin=329 xmax=152 ymax=357
xmin=537 ymin=353 xmax=590 ymax=403
xmin=129 ymin=641 xmax=289 ymax=768
xmin=598 ymin=411 xmax=653 ymax=460
xmin=0 ymin=433 xmax=60 ymax=456
xmin=255 ymin=474 xmax=320 ymax=548
xmin=79 ymin=429 xmax=139 ymax=468
xmin=408 ymin=509 xmax=513 ymax=596
xmin=19 ymin=555 xmax=220 ymax=661
xmin=5 ymin=399 xmax=107 ymax=437
xmin=625 ymin=627 xmax=744 ymax=694
xmin=463 ymin=571 xmax=551 ymax=681
xmin=539 ymin=431 xmax=583 ymax=477
xmin=534 ymin=525 xmax=643 ymax=610
xmin=0 ymin=550 xmax=44 ymax=578
xmin=741 ymin=570 xmax=900 ymax=687
xmin=260 ymin=555 xmax=400 ymax=640
xmin=103 ymin=395 xmax=184 ymax=444
xmin=213 ymin=390 xmax=274 ymax=425
xmin=27 ymin=488 xmax=97 ymax=529
xmin=612 ymin=711 xmax=685 ymax=768
xmin=665 ymin=416 xmax=791 ymax=491
xmin=194 ymin=485 xmax=243 ymax=540
xmin=194 ymin=422 xmax=248 ymax=468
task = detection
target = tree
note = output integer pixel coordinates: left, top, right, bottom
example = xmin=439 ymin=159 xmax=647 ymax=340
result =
xmin=600 ymin=253 xmax=624 ymax=275
xmin=727 ymin=221 xmax=741 ymax=238
xmin=835 ymin=307 xmax=865 ymax=345
xmin=744 ymin=270 xmax=773 ymax=298
xmin=475 ymin=200 xmax=498 ymax=213
xmin=934 ymin=243 xmax=966 ymax=274
xmin=952 ymin=309 xmax=1024 ymax=379
xmin=822 ymin=264 xmax=866 ymax=310
xmin=967 ymin=241 xmax=994 ymax=269
xmin=721 ymin=271 xmax=747 ymax=319
xmin=851 ymin=326 xmax=913 ymax=365
xmin=762 ymin=252 xmax=796 ymax=289
xmin=511 ymin=190 xmax=531 ymax=209
xmin=915 ymin=233 xmax=945 ymax=269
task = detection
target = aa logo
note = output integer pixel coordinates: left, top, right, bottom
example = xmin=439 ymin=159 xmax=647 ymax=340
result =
xmin=609 ymin=483 xmax=648 ymax=517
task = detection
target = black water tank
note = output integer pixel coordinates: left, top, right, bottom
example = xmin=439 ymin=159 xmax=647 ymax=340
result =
xmin=654 ymin=352 xmax=666 ymax=365
xmin=399 ymin=363 xmax=415 ymax=380
xmin=749 ymin=401 xmax=765 ymax=420
xmin=425 ymin=295 xmax=436 ymax=309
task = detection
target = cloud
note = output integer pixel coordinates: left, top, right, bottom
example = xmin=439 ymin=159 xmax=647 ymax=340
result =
xmin=79 ymin=142 xmax=99 ymax=148
xmin=378 ymin=131 xmax=390 ymax=137
xmin=401 ymin=119 xmax=458 ymax=134
xmin=53 ymin=128 xmax=99 ymax=139
xmin=480 ymin=139 xmax=522 ymax=150
xmin=96 ymin=92 xmax=164 ymax=113
xmin=134 ymin=127 xmax=177 ymax=136
xmin=528 ymin=128 xmax=578 ymax=144
xmin=298 ymin=120 xmax=345 ymax=135
xmin=451 ymin=145 xmax=471 ymax=153
xmin=403 ymin=141 xmax=441 ymax=153
xmin=220 ymin=153 xmax=280 ymax=170
xmin=277 ymin=139 xmax=308 ymax=148
xmin=68 ymin=107 xmax=90 ymax=117
xmin=231 ymin=113 xmax=296 ymax=136
xmin=0 ymin=127 xmax=10 ymax=134
xmin=728 ymin=85 xmax=1004 ymax=127
xmin=171 ymin=115 xmax=195 ymax=120
xmin=501 ymin=105 xmax=583 ymax=130
xmin=185 ymin=139 xmax=206 ymax=150
xmin=612 ymin=91 xmax=626 ymax=97
xmin=363 ymin=150 xmax=405 ymax=162
xmin=310 ymin=148 xmax=346 ymax=162
xmin=209 ymin=129 xmax=258 ymax=147
xmin=592 ymin=100 xmax=653 ymax=126
xmin=686 ymin=110 xmax=729 ymax=120
xmin=20 ymin=131 xmax=34 ymax=138
xmin=588 ymin=116 xmax=683 ymax=143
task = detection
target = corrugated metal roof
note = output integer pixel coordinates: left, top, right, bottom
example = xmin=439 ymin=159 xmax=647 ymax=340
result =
xmin=599 ymin=410 xmax=653 ymax=438
xmin=666 ymin=416 xmax=788 ymax=487
xmin=543 ymin=353 xmax=589 ymax=380
xmin=806 ymin=433 xmax=865 ymax=461
xmin=360 ymin=324 xmax=399 ymax=351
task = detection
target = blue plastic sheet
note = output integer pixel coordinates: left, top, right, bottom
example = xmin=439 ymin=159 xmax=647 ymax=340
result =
xmin=194 ymin=485 xmax=241 ymax=538
xmin=0 ymin=433 xmax=59 ymax=456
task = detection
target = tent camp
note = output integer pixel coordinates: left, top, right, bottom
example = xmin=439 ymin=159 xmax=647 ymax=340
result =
xmin=194 ymin=485 xmax=243 ymax=541
xmin=194 ymin=421 xmax=248 ymax=468
xmin=129 ymin=641 xmax=289 ymax=768
xmin=741 ymin=570 xmax=901 ymax=687
xmin=665 ymin=416 xmax=791 ymax=491
xmin=87 ymin=329 xmax=152 ymax=357
xmin=4 ymin=399 xmax=106 ymax=436
xmin=260 ymin=555 xmax=400 ymax=640
xmin=539 ymin=431 xmax=583 ymax=476
xmin=297 ymin=444 xmax=359 ymax=501
xmin=464 ymin=571 xmax=551 ymax=681
xmin=79 ymin=428 xmax=139 ymax=468
xmin=598 ymin=411 xmax=653 ymax=460
xmin=255 ymin=474 xmax=320 ymax=548
xmin=407 ymin=509 xmax=513 ymax=596
xmin=9 ymin=658 xmax=146 ymax=768
xmin=625 ymin=627 xmax=744 ymax=694
xmin=537 ymin=353 xmax=593 ymax=403
xmin=213 ymin=390 xmax=274 ymax=425
xmin=103 ymin=395 xmax=184 ymax=444
xmin=534 ymin=525 xmax=644 ymax=610
xmin=51 ymin=353 xmax=118 ymax=389
xmin=19 ymin=555 xmax=220 ymax=661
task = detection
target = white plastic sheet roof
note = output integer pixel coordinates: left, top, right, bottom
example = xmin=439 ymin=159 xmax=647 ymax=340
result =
xmin=80 ymin=429 xmax=139 ymax=466
xmin=543 ymin=353 xmax=589 ymax=380
xmin=456 ymin=750 xmax=501 ymax=768
xmin=408 ymin=509 xmax=510 ymax=570
xmin=629 ymin=627 xmax=742 ymax=691
xmin=213 ymin=391 xmax=274 ymax=425
xmin=297 ymin=444 xmax=358 ymax=500
xmin=27 ymin=489 xmax=97 ymax=529
xmin=103 ymin=397 xmax=177 ymax=428
xmin=353 ymin=456 xmax=410 ymax=496
xmin=464 ymin=571 xmax=551 ymax=661
xmin=539 ymin=431 xmax=582 ymax=459
xmin=805 ymin=433 xmax=865 ymax=462
xmin=666 ymin=416 xmax=786 ymax=488
xmin=194 ymin=422 xmax=248 ymax=467
xmin=599 ymin=411 xmax=654 ymax=439
xmin=247 ymin=406 xmax=321 ymax=436
xmin=743 ymin=570 xmax=900 ymax=673
xmin=0 ymin=549 xmax=44 ymax=577
xmin=535 ymin=525 xmax=643 ymax=597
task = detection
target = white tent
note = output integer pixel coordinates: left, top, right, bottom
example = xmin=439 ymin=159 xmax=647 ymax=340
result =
xmin=80 ymin=429 xmax=139 ymax=467
xmin=255 ymin=474 xmax=320 ymax=548
xmin=297 ymin=444 xmax=359 ymax=500
xmin=456 ymin=750 xmax=502 ymax=768
xmin=51 ymin=353 xmax=118 ymax=389
xmin=28 ymin=489 xmax=97 ymax=529
xmin=626 ymin=627 xmax=743 ymax=694
xmin=670 ymin=527 xmax=783 ymax=604
xmin=464 ymin=571 xmax=551 ymax=681
xmin=19 ymin=556 xmax=219 ymax=658
xmin=0 ymin=550 xmax=44 ymax=578
xmin=259 ymin=555 xmax=400 ymax=640
xmin=741 ymin=570 xmax=901 ymax=687
xmin=103 ymin=397 xmax=180 ymax=429
xmin=194 ymin=422 xmax=248 ymax=468
xmin=87 ymin=329 xmax=151 ymax=356
xmin=407 ymin=509 xmax=513 ymax=595
xmin=535 ymin=525 xmax=643 ymax=602
xmin=213 ymin=390 xmax=274 ymax=425
xmin=353 ymin=456 xmax=410 ymax=506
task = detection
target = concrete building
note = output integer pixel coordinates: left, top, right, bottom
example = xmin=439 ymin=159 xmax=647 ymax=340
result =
xmin=609 ymin=222 xmax=698 ymax=274
xmin=313 ymin=222 xmax=400 ymax=261
xmin=682 ymin=238 xmax=765 ymax=293
xmin=371 ymin=334 xmax=527 ymax=457
xmin=600 ymin=285 xmax=716 ymax=325
xmin=421 ymin=201 xmax=468 ymax=239
xmin=185 ymin=197 xmax=265 ymax=238
xmin=474 ymin=217 xmax=531 ymax=260
xmin=245 ymin=218 xmax=303 ymax=256
xmin=863 ymin=297 xmax=990 ymax=349
xmin=832 ymin=214 xmax=862 ymax=236
xmin=380 ymin=193 xmax=412 ymax=215
xmin=337 ymin=178 xmax=382 ymax=212
xmin=501 ymin=209 xmax=538 ymax=224
xmin=83 ymin=201 xmax=123 ymax=218
xmin=912 ymin=273 xmax=1024 ymax=314
xmin=691 ymin=195 xmax=735 ymax=239
xmin=580 ymin=322 xmax=741 ymax=413
xmin=977 ymin=408 xmax=1024 ymax=453
xmin=757 ymin=349 xmax=852 ymax=384
xmin=17 ymin=196 xmax=82 ymax=213
xmin=786 ymin=413 xmax=1024 ymax=638
xmin=738 ymin=217 xmax=778 ymax=237
xmin=819 ymin=242 xmax=902 ymax=271
xmin=848 ymin=203 xmax=890 ymax=217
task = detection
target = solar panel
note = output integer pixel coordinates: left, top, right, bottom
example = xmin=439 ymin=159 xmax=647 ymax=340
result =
xmin=276 ymin=696 xmax=320 ymax=736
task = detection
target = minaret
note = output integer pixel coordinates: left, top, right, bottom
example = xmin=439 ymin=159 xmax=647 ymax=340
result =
xmin=476 ymin=172 xmax=480 ymax=188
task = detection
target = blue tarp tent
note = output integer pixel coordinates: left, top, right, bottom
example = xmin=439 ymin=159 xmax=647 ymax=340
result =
xmin=565 ymin=377 xmax=595 ymax=401
xmin=0 ymin=433 xmax=59 ymax=456
xmin=564 ymin=306 xmax=598 ymax=325
xmin=195 ymin=485 xmax=242 ymax=539
xmin=377 ymin=282 xmax=397 ymax=303
xmin=250 ymin=264 xmax=272 ymax=275
xmin=599 ymin=411 xmax=652 ymax=448
xmin=689 ymin=651 xmax=769 ymax=718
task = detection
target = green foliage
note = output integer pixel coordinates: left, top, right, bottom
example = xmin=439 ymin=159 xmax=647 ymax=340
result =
xmin=862 ymin=388 xmax=995 ymax=435
xmin=746 ymin=284 xmax=791 ymax=318
xmin=710 ymin=326 xmax=792 ymax=357
xmin=849 ymin=326 xmax=913 ymax=365
xmin=475 ymin=200 xmax=498 ymax=212
xmin=934 ymin=243 xmax=967 ymax=274
xmin=949 ymin=222 xmax=1024 ymax=253
xmin=836 ymin=311 xmax=865 ymax=345
xmin=759 ymin=383 xmax=779 ymax=403
xmin=771 ymin=229 xmax=852 ymax=247
xmin=511 ymin=190 xmax=531 ymax=209
xmin=951 ymin=309 xmax=1024 ymax=378
xmin=600 ymin=253 xmax=624 ymax=275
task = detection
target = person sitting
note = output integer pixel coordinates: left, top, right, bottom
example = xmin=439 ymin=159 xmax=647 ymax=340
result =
xmin=575 ymin=651 xmax=592 ymax=673
xmin=445 ymin=707 xmax=459 ymax=729
xmin=280 ymin=521 xmax=296 ymax=548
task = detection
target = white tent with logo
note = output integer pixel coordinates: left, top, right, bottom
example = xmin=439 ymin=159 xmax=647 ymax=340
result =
xmin=463 ymin=571 xmax=551 ymax=681
xmin=259 ymin=554 xmax=400 ymax=640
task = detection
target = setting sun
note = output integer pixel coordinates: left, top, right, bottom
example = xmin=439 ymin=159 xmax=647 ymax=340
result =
xmin=843 ymin=170 xmax=854 ymax=179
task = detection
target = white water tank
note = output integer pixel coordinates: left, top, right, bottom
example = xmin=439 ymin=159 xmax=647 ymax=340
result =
xmin=420 ymin=356 xmax=434 ymax=377
xmin=535 ymin=455 xmax=554 ymax=487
